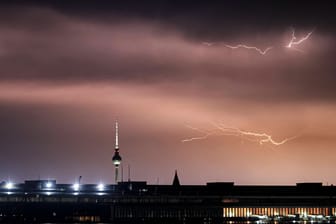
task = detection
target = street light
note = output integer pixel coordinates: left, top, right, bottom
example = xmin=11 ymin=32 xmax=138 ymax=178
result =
xmin=97 ymin=183 xmax=105 ymax=191
xmin=5 ymin=182 xmax=13 ymax=190
xmin=73 ymin=183 xmax=80 ymax=191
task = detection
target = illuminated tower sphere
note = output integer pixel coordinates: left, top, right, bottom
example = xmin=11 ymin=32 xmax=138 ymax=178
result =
xmin=112 ymin=121 xmax=122 ymax=184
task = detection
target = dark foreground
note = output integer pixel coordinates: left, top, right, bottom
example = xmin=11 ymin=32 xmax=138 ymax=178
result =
xmin=2 ymin=180 xmax=336 ymax=223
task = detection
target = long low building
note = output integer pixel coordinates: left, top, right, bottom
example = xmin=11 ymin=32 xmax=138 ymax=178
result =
xmin=1 ymin=177 xmax=336 ymax=223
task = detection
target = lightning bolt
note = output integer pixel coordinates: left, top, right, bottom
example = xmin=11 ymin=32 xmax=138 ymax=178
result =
xmin=202 ymin=42 xmax=214 ymax=47
xmin=202 ymin=27 xmax=314 ymax=55
xmin=202 ymin=41 xmax=272 ymax=55
xmin=182 ymin=123 xmax=298 ymax=146
xmin=181 ymin=124 xmax=218 ymax=143
xmin=286 ymin=28 xmax=314 ymax=52
xmin=224 ymin=44 xmax=273 ymax=55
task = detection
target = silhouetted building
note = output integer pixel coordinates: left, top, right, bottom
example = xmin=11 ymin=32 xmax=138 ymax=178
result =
xmin=1 ymin=123 xmax=334 ymax=223
xmin=1 ymin=179 xmax=336 ymax=223
xmin=172 ymin=170 xmax=180 ymax=187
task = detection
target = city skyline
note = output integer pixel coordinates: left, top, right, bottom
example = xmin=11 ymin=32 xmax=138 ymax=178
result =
xmin=1 ymin=1 xmax=336 ymax=185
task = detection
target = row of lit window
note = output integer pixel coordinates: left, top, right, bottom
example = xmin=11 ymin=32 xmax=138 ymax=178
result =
xmin=223 ymin=207 xmax=334 ymax=217
xmin=113 ymin=208 xmax=221 ymax=218
xmin=75 ymin=216 xmax=101 ymax=222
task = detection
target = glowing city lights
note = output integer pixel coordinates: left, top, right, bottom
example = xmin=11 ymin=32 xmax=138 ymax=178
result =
xmin=97 ymin=183 xmax=105 ymax=191
xmin=46 ymin=182 xmax=53 ymax=188
xmin=5 ymin=182 xmax=13 ymax=190
xmin=72 ymin=183 xmax=80 ymax=191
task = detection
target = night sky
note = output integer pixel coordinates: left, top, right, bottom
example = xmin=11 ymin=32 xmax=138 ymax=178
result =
xmin=1 ymin=1 xmax=336 ymax=185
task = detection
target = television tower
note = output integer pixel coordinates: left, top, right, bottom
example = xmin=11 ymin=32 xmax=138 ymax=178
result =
xmin=112 ymin=121 xmax=122 ymax=184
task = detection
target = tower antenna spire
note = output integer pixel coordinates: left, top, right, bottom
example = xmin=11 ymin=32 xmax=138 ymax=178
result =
xmin=115 ymin=120 xmax=119 ymax=149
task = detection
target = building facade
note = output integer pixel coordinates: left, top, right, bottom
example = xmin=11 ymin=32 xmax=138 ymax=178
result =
xmin=1 ymin=179 xmax=336 ymax=223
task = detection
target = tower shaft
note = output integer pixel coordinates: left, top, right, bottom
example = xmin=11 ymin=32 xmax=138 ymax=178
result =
xmin=115 ymin=166 xmax=119 ymax=184
xmin=112 ymin=120 xmax=122 ymax=184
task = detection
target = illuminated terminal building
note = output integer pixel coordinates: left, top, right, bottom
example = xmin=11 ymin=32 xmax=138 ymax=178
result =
xmin=1 ymin=123 xmax=336 ymax=223
xmin=1 ymin=180 xmax=336 ymax=223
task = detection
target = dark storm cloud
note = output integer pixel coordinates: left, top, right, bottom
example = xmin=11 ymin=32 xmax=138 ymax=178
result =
xmin=0 ymin=4 xmax=336 ymax=103
xmin=4 ymin=0 xmax=336 ymax=36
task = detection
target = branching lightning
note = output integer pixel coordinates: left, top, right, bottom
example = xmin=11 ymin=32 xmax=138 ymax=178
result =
xmin=202 ymin=41 xmax=272 ymax=55
xmin=286 ymin=28 xmax=314 ymax=52
xmin=202 ymin=27 xmax=314 ymax=55
xmin=182 ymin=123 xmax=298 ymax=146
xmin=181 ymin=125 xmax=215 ymax=142
xmin=224 ymin=44 xmax=273 ymax=55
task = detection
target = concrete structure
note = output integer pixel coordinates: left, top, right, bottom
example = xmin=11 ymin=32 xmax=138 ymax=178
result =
xmin=112 ymin=121 xmax=122 ymax=184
